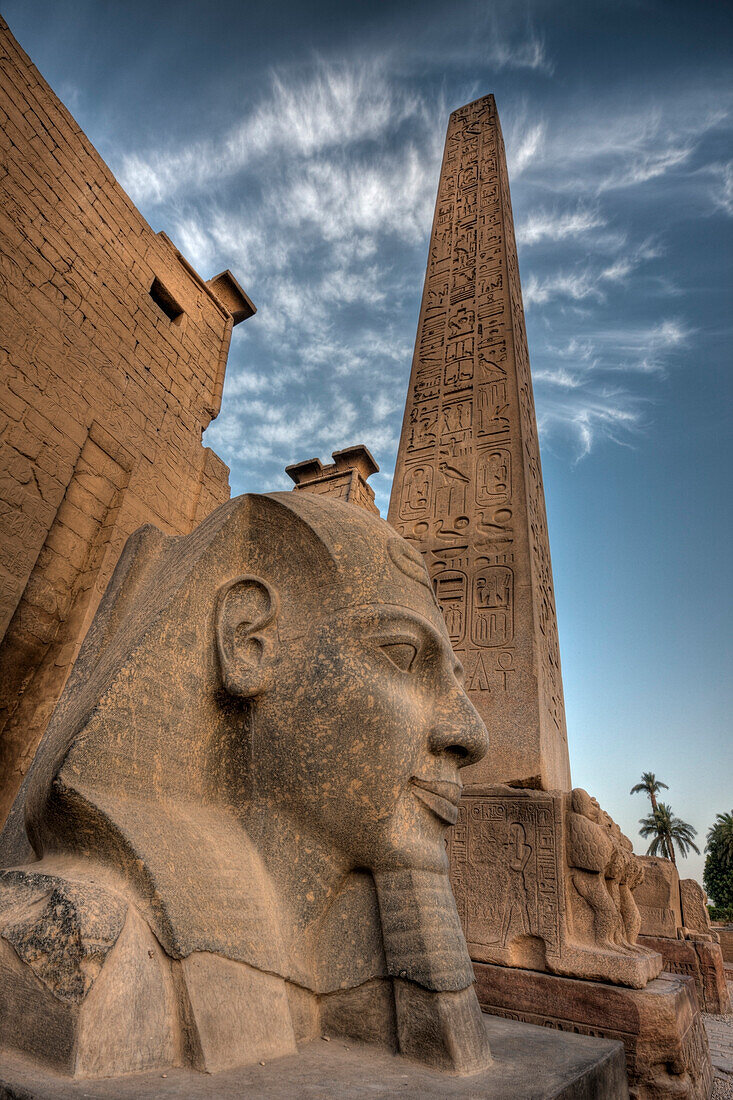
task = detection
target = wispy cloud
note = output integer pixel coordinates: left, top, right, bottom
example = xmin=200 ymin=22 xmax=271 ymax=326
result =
xmin=593 ymin=318 xmax=691 ymax=374
xmin=529 ymin=318 xmax=691 ymax=457
xmin=524 ymin=238 xmax=661 ymax=307
xmin=505 ymin=110 xmax=546 ymax=177
xmin=517 ymin=204 xmax=605 ymax=245
xmin=532 ymin=366 xmax=584 ymax=388
xmin=409 ymin=7 xmax=554 ymax=76
xmin=508 ymin=95 xmax=732 ymax=199
xmin=537 ymin=393 xmax=642 ymax=460
xmin=487 ymin=30 xmax=553 ymax=75
xmin=705 ymin=161 xmax=733 ymax=215
xmin=120 ymin=58 xmax=422 ymax=205
xmin=525 ymin=268 xmax=604 ymax=306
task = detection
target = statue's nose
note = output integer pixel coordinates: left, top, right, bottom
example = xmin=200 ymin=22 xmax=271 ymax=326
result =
xmin=429 ymin=689 xmax=488 ymax=768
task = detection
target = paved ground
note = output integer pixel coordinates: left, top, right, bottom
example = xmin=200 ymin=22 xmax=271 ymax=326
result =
xmin=708 ymin=981 xmax=733 ymax=1099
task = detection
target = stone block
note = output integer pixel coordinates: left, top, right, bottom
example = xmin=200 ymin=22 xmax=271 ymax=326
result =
xmin=474 ymin=962 xmax=713 ymax=1099
xmin=717 ymin=926 xmax=733 ymax=964
xmin=639 ymin=934 xmax=731 ymax=1014
xmin=680 ymin=879 xmax=720 ymax=942
xmin=635 ymin=855 xmax=683 ymax=938
xmin=287 ymin=446 xmax=380 ymax=515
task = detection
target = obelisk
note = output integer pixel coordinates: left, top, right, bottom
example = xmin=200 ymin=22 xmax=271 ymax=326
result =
xmin=388 ymin=95 xmax=570 ymax=791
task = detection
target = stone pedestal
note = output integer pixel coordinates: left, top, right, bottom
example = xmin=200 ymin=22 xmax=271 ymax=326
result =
xmin=474 ymin=964 xmax=713 ymax=1099
xmin=0 ymin=1015 xmax=629 ymax=1098
xmin=639 ymin=935 xmax=731 ymax=1015
xmin=632 ymin=856 xmax=730 ymax=1014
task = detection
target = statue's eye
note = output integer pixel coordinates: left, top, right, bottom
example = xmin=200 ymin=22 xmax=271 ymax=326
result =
xmin=379 ymin=643 xmax=418 ymax=671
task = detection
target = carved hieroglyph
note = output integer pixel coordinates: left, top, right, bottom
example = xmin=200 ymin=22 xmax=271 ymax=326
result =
xmin=387 ymin=95 xmax=570 ymax=791
xmin=447 ymin=786 xmax=662 ymax=988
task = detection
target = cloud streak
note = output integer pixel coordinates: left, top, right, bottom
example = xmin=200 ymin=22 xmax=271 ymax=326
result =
xmin=516 ymin=205 xmax=605 ymax=245
xmin=120 ymin=58 xmax=422 ymax=205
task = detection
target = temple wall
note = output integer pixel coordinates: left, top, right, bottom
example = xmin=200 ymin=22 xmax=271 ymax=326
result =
xmin=0 ymin=17 xmax=246 ymax=823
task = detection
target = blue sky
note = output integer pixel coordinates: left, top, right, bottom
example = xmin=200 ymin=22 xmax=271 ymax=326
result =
xmin=5 ymin=0 xmax=731 ymax=885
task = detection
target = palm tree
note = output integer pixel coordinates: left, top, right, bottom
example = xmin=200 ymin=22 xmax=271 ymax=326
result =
xmin=638 ymin=802 xmax=700 ymax=866
xmin=706 ymin=811 xmax=733 ymax=869
xmin=630 ymin=771 xmax=668 ymax=813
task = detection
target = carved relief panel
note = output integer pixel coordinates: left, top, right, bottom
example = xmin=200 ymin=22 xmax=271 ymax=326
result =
xmin=449 ymin=793 xmax=562 ymax=960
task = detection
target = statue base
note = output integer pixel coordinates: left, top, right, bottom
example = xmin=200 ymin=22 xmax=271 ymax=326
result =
xmin=474 ymin=963 xmax=713 ymax=1100
xmin=639 ymin=935 xmax=732 ymax=1015
xmin=0 ymin=1014 xmax=627 ymax=1098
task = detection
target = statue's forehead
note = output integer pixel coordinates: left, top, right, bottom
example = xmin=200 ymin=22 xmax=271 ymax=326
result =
xmin=282 ymin=598 xmax=446 ymax=643
xmin=334 ymin=600 xmax=445 ymax=631
xmin=240 ymin=493 xmax=447 ymax=636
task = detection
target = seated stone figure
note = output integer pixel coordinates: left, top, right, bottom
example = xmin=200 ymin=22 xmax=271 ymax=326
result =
xmin=0 ymin=492 xmax=492 ymax=1080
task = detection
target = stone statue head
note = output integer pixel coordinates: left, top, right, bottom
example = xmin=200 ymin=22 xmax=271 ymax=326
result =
xmin=0 ymin=493 xmax=491 ymax=1078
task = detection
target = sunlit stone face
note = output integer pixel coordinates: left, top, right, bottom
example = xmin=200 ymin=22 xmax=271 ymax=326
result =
xmin=250 ymin=593 xmax=488 ymax=875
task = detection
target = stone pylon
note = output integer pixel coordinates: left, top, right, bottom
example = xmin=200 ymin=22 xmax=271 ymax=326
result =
xmin=388 ymin=95 xmax=570 ymax=791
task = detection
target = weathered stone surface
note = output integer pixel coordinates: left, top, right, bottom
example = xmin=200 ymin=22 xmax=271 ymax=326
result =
xmin=631 ymin=859 xmax=730 ymax=1014
xmin=287 ymin=446 xmax=380 ymax=514
xmin=387 ymin=94 xmax=570 ymax=793
xmin=0 ymin=868 xmax=127 ymax=1003
xmin=0 ymin=17 xmax=254 ymax=827
xmin=474 ymin=963 xmax=714 ymax=1099
xmin=681 ymin=880 xmax=720 ymax=943
xmin=635 ymin=856 xmax=684 ymax=938
xmin=447 ymin=785 xmax=661 ymax=987
xmin=0 ymin=492 xmax=496 ymax=1080
xmin=639 ymin=935 xmax=731 ymax=1015
xmin=0 ymin=1015 xmax=629 ymax=1098
xmin=717 ymin=927 xmax=733 ymax=964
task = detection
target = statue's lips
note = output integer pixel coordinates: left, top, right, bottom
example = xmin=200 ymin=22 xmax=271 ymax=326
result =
xmin=410 ymin=777 xmax=462 ymax=825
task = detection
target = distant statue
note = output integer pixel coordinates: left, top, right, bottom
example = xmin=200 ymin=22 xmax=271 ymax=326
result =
xmin=0 ymin=493 xmax=491 ymax=1079
xmin=567 ymin=789 xmax=645 ymax=954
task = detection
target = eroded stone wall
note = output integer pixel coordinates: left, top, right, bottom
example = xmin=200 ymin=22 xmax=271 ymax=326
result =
xmin=0 ymin=17 xmax=248 ymax=822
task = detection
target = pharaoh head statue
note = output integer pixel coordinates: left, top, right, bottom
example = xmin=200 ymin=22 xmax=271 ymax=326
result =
xmin=0 ymin=493 xmax=491 ymax=1079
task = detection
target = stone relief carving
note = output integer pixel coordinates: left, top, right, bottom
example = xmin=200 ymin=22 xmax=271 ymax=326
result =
xmin=447 ymin=787 xmax=662 ymax=988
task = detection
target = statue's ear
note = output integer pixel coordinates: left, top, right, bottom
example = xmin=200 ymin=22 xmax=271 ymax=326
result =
xmin=215 ymin=575 xmax=280 ymax=697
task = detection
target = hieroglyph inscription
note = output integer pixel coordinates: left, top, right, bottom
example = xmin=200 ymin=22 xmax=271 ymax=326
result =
xmin=389 ymin=97 xmax=517 ymax=701
xmin=388 ymin=94 xmax=568 ymax=774
xmin=391 ymin=105 xmax=499 ymax=668
xmin=497 ymin=124 xmax=564 ymax=734
xmin=448 ymin=794 xmax=562 ymax=958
